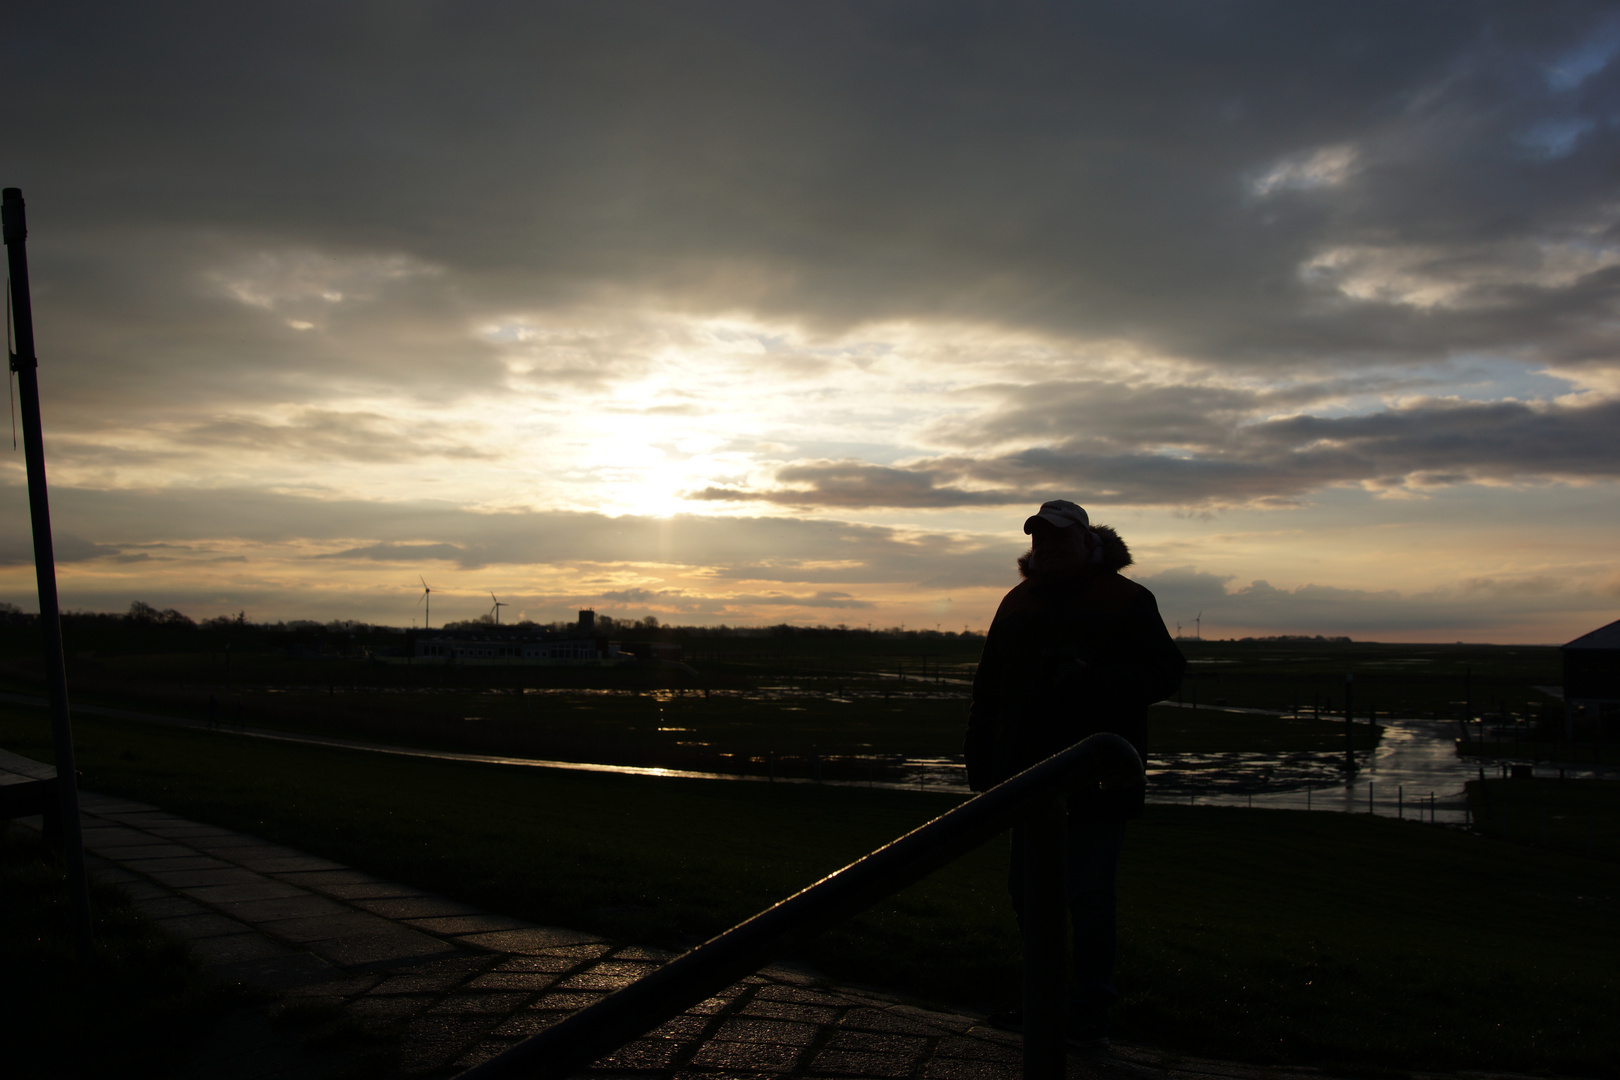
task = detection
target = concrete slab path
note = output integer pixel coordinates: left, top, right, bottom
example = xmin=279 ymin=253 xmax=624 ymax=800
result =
xmin=24 ymin=790 xmax=1541 ymax=1080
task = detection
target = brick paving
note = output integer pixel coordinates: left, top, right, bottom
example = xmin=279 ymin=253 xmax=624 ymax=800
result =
xmin=23 ymin=789 xmax=1544 ymax=1080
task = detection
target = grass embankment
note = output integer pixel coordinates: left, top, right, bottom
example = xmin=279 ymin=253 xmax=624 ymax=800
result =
xmin=1459 ymin=738 xmax=1620 ymax=766
xmin=0 ymin=824 xmax=246 ymax=1078
xmin=3 ymin=703 xmax=1614 ymax=1074
xmin=3 ymin=657 xmax=1379 ymax=781
xmin=1468 ymin=777 xmax=1620 ymax=860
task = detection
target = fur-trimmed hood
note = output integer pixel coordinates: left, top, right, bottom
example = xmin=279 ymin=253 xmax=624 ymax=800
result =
xmin=1016 ymin=524 xmax=1133 ymax=580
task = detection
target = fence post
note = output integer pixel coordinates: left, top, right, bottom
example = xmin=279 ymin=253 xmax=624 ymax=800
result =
xmin=1022 ymin=791 xmax=1067 ymax=1080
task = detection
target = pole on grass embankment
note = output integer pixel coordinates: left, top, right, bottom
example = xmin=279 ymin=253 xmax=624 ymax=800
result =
xmin=4 ymin=187 xmax=93 ymax=956
xmin=1343 ymin=672 xmax=1355 ymax=772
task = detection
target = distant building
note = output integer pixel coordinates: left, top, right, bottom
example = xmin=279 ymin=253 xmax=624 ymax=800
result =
xmin=618 ymin=641 xmax=683 ymax=662
xmin=1562 ymin=618 xmax=1620 ymax=736
xmin=407 ymin=627 xmax=623 ymax=664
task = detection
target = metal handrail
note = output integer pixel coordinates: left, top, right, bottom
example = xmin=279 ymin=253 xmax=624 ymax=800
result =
xmin=456 ymin=732 xmax=1145 ymax=1080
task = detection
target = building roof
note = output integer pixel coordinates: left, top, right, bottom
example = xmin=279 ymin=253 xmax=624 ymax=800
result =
xmin=1564 ymin=618 xmax=1620 ymax=650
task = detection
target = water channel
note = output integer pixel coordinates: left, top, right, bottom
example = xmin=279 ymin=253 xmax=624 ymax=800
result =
xmin=888 ymin=709 xmax=1620 ymax=827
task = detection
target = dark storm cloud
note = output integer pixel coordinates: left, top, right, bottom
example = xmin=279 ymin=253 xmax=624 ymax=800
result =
xmin=697 ymin=393 xmax=1620 ymax=509
xmin=6 ymin=1 xmax=1618 ymax=384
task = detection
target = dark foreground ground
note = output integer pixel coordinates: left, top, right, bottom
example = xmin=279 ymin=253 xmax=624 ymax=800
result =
xmin=9 ymin=791 xmax=1603 ymax=1080
xmin=4 ymin=696 xmax=1617 ymax=1078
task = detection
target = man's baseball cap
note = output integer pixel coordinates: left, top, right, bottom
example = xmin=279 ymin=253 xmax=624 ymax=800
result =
xmin=1023 ymin=499 xmax=1090 ymax=534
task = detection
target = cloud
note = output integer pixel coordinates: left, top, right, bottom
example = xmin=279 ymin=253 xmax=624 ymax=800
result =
xmin=317 ymin=542 xmax=470 ymax=562
xmin=1136 ymin=565 xmax=1615 ymax=640
xmin=0 ymin=482 xmax=1007 ymax=586
xmin=3 ymin=3 xmax=1619 ymax=642
xmin=176 ymin=410 xmax=498 ymax=464
xmin=6 ymin=3 xmax=1617 ymax=379
xmin=699 ymin=392 xmax=1620 ymax=510
xmin=602 ymin=586 xmax=871 ymax=611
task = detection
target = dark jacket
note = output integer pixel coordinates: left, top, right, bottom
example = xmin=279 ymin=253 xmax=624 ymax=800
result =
xmin=964 ymin=525 xmax=1185 ymax=812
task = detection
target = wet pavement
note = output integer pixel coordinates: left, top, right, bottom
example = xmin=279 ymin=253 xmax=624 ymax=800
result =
xmin=10 ymin=785 xmax=1560 ymax=1080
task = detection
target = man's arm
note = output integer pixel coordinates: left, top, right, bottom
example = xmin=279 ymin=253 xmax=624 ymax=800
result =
xmin=963 ymin=625 xmax=1001 ymax=792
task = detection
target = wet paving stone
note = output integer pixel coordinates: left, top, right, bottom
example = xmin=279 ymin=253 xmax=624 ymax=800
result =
xmin=396 ymin=1015 xmax=502 ymax=1074
xmin=755 ymin=985 xmax=861 ymax=1007
xmin=920 ymin=1058 xmax=1019 ymax=1080
xmin=350 ymin=894 xmax=486 ymax=919
xmin=613 ymin=945 xmax=680 ymax=962
xmin=491 ymin=1009 xmax=569 ymax=1039
xmin=457 ymin=927 xmax=610 ymax=955
xmin=212 ymin=893 xmax=352 ymax=922
xmin=935 ymin=1034 xmax=1021 ymax=1063
xmin=690 ymin=1040 xmax=807 ymax=1071
xmin=455 ymin=1038 xmax=522 ymax=1072
xmin=313 ymin=930 xmax=462 ymax=968
xmin=131 ymin=892 xmax=205 ymax=917
xmin=410 ymin=913 xmax=535 ymax=935
xmin=495 ymin=954 xmax=582 ymax=973
xmin=426 ymin=991 xmax=532 ymax=1015
xmin=827 ymin=1029 xmax=932 ymax=1055
xmin=557 ymin=969 xmax=652 ymax=991
xmin=282 ymin=973 xmax=384 ymax=998
xmin=89 ymin=842 xmax=198 ymax=860
xmin=179 ymin=878 xmax=310 ymax=903
xmin=840 ymin=1006 xmax=942 ymax=1036
xmin=190 ymin=931 xmax=296 ymax=964
xmin=466 ymin=971 xmax=560 ymax=991
xmin=153 ymin=911 xmax=255 ymax=939
xmin=811 ymin=1047 xmax=920 ymax=1076
xmin=305 ymin=878 xmax=438 ymax=900
xmin=713 ymin=1016 xmax=822 ymax=1045
xmin=210 ymin=951 xmax=339 ymax=991
xmin=740 ymin=999 xmax=842 ymax=1024
xmin=188 ymin=833 xmax=274 ymax=850
xmin=528 ymin=990 xmax=609 ymax=1013
xmin=597 ymin=1038 xmax=688 ymax=1069
xmin=375 ymin=970 xmax=486 ymax=995
xmin=346 ymin=994 xmax=437 ymax=1022
xmin=646 ymin=1013 xmax=714 ymax=1040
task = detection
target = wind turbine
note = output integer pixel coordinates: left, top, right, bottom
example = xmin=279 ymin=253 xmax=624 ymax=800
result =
xmin=489 ymin=591 xmax=507 ymax=625
xmin=1176 ymin=620 xmax=1183 ymax=639
xmin=1195 ymin=610 xmax=1203 ymax=640
xmin=416 ymin=577 xmax=433 ymax=630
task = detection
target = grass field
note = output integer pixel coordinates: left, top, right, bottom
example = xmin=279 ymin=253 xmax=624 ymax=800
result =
xmin=4 ymin=701 xmax=1616 ymax=1075
xmin=1468 ymin=776 xmax=1620 ymax=859
xmin=1 ymin=660 xmax=1380 ymax=781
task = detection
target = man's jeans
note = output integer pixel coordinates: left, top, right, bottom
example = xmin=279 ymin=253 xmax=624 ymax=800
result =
xmin=1007 ymin=805 xmax=1127 ymax=1017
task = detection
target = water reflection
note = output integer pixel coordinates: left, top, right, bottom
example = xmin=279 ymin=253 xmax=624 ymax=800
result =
xmin=1144 ymin=717 xmax=1620 ymax=825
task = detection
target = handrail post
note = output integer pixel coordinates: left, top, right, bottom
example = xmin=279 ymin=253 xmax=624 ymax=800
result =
xmin=1021 ymin=790 xmax=1066 ymax=1080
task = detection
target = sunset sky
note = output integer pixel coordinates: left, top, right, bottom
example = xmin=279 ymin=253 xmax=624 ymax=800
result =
xmin=3 ymin=2 xmax=1618 ymax=643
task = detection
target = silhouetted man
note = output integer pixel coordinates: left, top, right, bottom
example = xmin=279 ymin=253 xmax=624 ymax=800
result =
xmin=965 ymin=499 xmax=1184 ymax=1049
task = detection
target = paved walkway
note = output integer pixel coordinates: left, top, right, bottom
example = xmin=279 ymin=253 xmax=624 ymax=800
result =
xmin=23 ymin=789 xmax=1540 ymax=1080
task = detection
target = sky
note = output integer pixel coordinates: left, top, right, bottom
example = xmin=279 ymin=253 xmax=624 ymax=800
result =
xmin=2 ymin=1 xmax=1619 ymax=643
